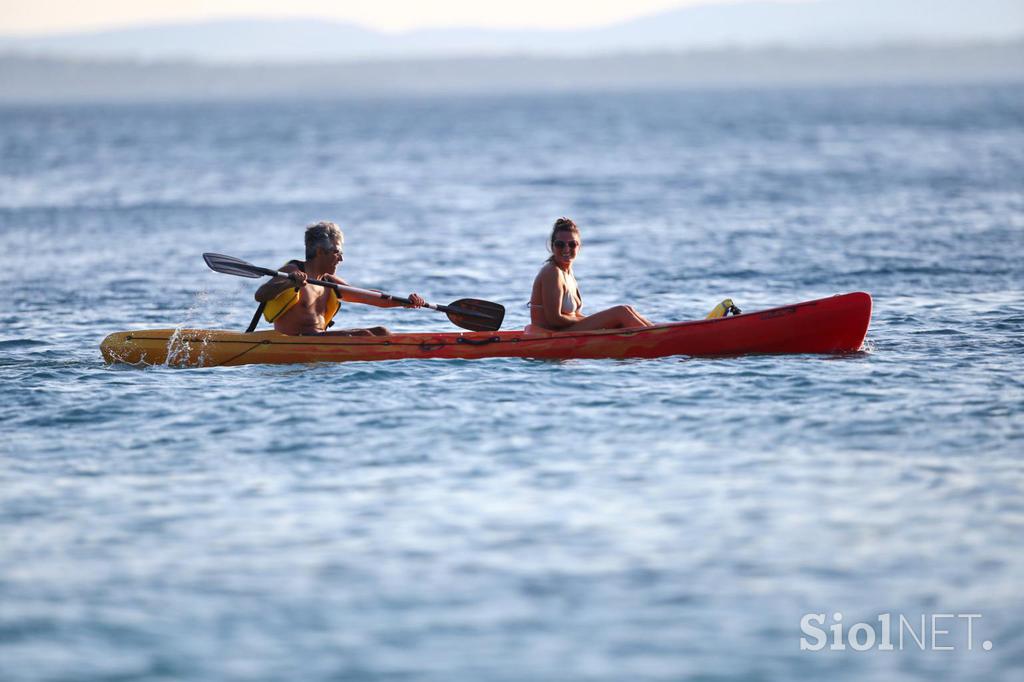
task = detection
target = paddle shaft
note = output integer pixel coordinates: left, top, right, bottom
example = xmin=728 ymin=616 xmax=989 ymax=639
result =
xmin=202 ymin=253 xmax=503 ymax=330
xmin=269 ymin=269 xmax=489 ymax=320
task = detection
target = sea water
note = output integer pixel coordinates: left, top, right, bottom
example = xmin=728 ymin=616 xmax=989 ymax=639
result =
xmin=1 ymin=86 xmax=1022 ymax=681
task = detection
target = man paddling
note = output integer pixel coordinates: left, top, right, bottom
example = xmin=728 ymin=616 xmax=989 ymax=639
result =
xmin=254 ymin=221 xmax=424 ymax=336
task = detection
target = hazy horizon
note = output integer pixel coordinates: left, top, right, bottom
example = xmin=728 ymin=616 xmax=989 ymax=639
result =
xmin=2 ymin=42 xmax=1021 ymax=104
xmin=1 ymin=0 xmax=1021 ymax=65
xmin=0 ymin=0 xmax=723 ymax=35
xmin=2 ymin=0 xmax=1021 ymax=103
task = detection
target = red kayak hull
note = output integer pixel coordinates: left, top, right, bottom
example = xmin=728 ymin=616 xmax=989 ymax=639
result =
xmin=100 ymin=292 xmax=872 ymax=367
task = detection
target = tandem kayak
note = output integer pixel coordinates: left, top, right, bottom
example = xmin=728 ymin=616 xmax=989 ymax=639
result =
xmin=100 ymin=292 xmax=871 ymax=367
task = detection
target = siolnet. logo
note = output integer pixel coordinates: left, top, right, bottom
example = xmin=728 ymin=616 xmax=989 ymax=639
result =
xmin=799 ymin=612 xmax=992 ymax=652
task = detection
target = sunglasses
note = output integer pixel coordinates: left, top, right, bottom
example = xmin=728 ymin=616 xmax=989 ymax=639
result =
xmin=553 ymin=240 xmax=579 ymax=250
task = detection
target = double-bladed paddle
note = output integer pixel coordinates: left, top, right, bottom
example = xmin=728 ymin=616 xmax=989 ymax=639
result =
xmin=203 ymin=252 xmax=505 ymax=332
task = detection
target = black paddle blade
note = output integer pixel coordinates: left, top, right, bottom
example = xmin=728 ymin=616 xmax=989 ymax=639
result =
xmin=203 ymin=253 xmax=278 ymax=279
xmin=445 ymin=298 xmax=505 ymax=332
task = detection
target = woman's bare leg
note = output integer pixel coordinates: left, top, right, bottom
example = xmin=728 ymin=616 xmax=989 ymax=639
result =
xmin=630 ymin=307 xmax=655 ymax=326
xmin=564 ymin=305 xmax=653 ymax=332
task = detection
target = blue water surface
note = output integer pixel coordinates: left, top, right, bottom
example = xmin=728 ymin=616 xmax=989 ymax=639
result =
xmin=1 ymin=86 xmax=1023 ymax=681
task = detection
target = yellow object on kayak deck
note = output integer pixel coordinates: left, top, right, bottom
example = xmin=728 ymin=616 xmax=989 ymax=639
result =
xmin=705 ymin=298 xmax=742 ymax=319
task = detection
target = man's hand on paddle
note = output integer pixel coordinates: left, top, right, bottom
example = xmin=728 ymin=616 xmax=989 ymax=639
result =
xmin=407 ymin=293 xmax=425 ymax=308
xmin=287 ymin=270 xmax=308 ymax=288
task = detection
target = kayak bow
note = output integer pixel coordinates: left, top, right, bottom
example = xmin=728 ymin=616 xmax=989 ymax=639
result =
xmin=100 ymin=292 xmax=871 ymax=368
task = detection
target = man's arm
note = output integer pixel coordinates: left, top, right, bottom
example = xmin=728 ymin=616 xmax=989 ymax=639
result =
xmin=255 ymin=264 xmax=306 ymax=302
xmin=322 ymin=274 xmax=424 ymax=308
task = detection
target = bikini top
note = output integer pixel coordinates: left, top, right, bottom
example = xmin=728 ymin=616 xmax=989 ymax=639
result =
xmin=558 ymin=268 xmax=582 ymax=314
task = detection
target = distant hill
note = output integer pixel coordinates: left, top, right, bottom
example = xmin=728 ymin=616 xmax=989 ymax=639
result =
xmin=1 ymin=0 xmax=1022 ymax=62
xmin=2 ymin=43 xmax=1022 ymax=103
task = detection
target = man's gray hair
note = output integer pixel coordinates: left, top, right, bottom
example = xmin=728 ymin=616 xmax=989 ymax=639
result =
xmin=305 ymin=221 xmax=344 ymax=260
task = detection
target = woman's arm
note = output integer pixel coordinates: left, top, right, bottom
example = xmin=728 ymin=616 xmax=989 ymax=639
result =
xmin=540 ymin=267 xmax=581 ymax=329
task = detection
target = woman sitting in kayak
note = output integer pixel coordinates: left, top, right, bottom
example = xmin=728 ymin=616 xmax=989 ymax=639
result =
xmin=528 ymin=217 xmax=653 ymax=332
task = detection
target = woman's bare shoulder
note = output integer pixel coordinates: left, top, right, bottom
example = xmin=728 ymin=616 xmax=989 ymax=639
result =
xmin=534 ymin=261 xmax=560 ymax=282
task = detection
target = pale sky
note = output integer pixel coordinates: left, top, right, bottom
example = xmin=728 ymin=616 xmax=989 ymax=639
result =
xmin=0 ymin=0 xmax=766 ymax=35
